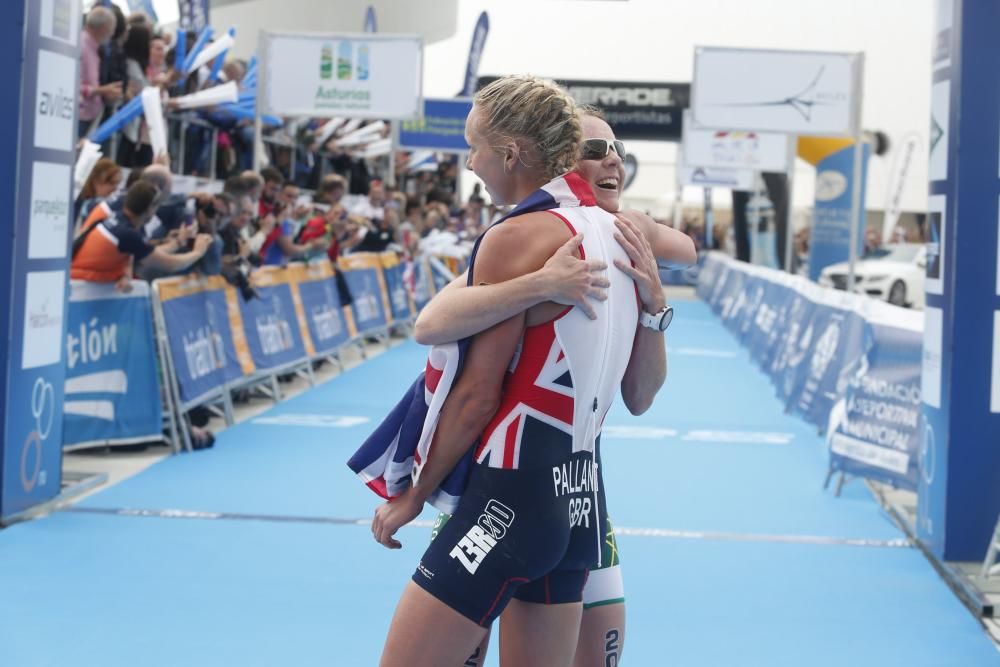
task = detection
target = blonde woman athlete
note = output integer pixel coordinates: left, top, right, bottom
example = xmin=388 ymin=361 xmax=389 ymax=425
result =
xmin=370 ymin=77 xmax=686 ymax=667
xmin=415 ymin=106 xmax=695 ymax=666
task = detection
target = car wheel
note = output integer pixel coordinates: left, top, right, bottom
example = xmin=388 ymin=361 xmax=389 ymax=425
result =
xmin=888 ymin=280 xmax=907 ymax=307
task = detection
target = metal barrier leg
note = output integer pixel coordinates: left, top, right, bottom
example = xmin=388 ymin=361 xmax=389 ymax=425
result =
xmin=178 ymin=120 xmax=188 ymax=175
xmin=210 ymin=128 xmax=218 ymax=179
xmin=980 ymin=514 xmax=1000 ymax=579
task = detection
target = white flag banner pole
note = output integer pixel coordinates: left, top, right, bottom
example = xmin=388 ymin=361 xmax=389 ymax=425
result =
xmin=361 ymin=137 xmax=392 ymax=158
xmin=338 ymin=118 xmax=364 ymax=136
xmin=335 ymin=121 xmax=386 ymax=147
xmin=73 ymin=140 xmax=103 ymax=198
xmin=171 ymin=81 xmax=239 ymax=110
xmin=187 ymin=32 xmax=235 ymax=74
xmin=141 ymin=87 xmax=168 ymax=160
xmin=881 ymin=131 xmax=920 ymax=244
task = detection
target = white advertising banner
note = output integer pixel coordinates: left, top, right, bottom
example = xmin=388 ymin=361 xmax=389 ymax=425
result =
xmin=681 ymin=110 xmax=791 ymax=172
xmin=261 ymin=32 xmax=422 ymax=120
xmin=922 ymin=306 xmax=943 ymax=409
xmin=28 ymin=161 xmax=71 ymax=259
xmin=34 ymin=49 xmax=77 ymax=152
xmin=929 ymin=80 xmax=950 ymax=182
xmin=691 ymin=47 xmax=862 ymax=137
xmin=679 ymin=165 xmax=755 ymax=191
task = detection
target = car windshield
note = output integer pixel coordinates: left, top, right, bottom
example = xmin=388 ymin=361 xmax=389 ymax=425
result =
xmin=863 ymin=244 xmax=922 ymax=262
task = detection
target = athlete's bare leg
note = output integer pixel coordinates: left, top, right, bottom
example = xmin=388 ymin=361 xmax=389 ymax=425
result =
xmin=380 ymin=582 xmax=488 ymax=667
xmin=573 ymin=603 xmax=625 ymax=666
xmin=498 ymin=598 xmax=583 ymax=667
xmin=463 ymin=629 xmax=491 ymax=666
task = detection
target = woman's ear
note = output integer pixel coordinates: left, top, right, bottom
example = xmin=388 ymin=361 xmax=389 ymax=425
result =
xmin=504 ymin=142 xmax=519 ymax=172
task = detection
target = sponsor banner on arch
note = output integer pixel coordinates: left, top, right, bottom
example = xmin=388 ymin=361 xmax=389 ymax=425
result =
xmin=63 ymin=281 xmax=162 ymax=449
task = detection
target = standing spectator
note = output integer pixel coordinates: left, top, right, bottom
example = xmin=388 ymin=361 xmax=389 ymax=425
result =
xmin=118 ymin=25 xmax=154 ymax=167
xmin=148 ymin=34 xmax=169 ymax=85
xmin=79 ymin=7 xmax=123 ymax=139
xmin=74 ymin=159 xmax=122 ymax=230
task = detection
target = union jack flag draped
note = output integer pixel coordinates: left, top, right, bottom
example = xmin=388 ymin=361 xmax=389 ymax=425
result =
xmin=346 ymin=172 xmax=598 ymax=512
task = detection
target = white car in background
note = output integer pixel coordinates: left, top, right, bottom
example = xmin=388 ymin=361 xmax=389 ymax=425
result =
xmin=818 ymin=243 xmax=926 ymax=309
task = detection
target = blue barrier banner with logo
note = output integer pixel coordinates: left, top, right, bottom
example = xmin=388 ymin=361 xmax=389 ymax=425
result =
xmin=397 ymin=98 xmax=472 ymax=154
xmin=698 ymin=252 xmax=925 ymax=492
xmin=828 ymin=322 xmax=922 ymax=491
xmin=290 ymin=265 xmax=351 ymax=356
xmin=766 ymin=291 xmax=814 ymax=389
xmin=427 ymin=256 xmax=455 ymax=296
xmin=380 ymin=259 xmax=413 ymax=322
xmin=1 ymin=0 xmax=80 ymax=519
xmin=64 ymin=282 xmax=162 ymax=448
xmin=238 ymin=283 xmax=309 ymax=371
xmin=807 ymin=143 xmax=871 ymax=281
xmin=412 ymin=259 xmax=433 ymax=311
xmin=795 ymin=309 xmax=869 ymax=428
xmin=340 ymin=266 xmax=389 ymax=335
xmin=157 ymin=278 xmax=246 ymax=406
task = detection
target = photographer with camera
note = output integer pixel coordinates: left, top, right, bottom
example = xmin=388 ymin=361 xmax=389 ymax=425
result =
xmin=218 ymin=192 xmax=262 ymax=301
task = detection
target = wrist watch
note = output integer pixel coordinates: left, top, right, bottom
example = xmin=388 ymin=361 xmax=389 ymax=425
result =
xmin=639 ymin=304 xmax=673 ymax=332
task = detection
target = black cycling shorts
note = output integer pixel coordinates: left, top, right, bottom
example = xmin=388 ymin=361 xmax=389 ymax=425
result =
xmin=412 ymin=450 xmax=602 ymax=627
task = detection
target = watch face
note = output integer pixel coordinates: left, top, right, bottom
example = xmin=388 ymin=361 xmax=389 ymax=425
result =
xmin=659 ymin=306 xmax=674 ymax=331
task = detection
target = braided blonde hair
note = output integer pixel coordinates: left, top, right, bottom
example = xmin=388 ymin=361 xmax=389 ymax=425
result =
xmin=474 ymin=75 xmax=581 ymax=180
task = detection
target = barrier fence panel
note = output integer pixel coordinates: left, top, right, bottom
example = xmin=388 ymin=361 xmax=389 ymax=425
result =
xmin=286 ymin=261 xmax=352 ymax=358
xmin=154 ymin=276 xmax=252 ymax=410
xmin=411 ymin=257 xmax=434 ymax=312
xmin=64 ymin=281 xmax=164 ymax=450
xmin=338 ymin=254 xmax=392 ymax=337
xmin=379 ymin=252 xmax=416 ymax=324
xmin=239 ymin=268 xmax=311 ymax=373
xmin=698 ymin=252 xmax=923 ymax=491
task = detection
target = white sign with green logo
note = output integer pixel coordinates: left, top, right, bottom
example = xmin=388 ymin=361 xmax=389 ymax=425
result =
xmin=260 ymin=32 xmax=422 ymax=120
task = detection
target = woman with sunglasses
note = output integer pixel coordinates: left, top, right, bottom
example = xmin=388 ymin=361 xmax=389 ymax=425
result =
xmin=411 ymin=105 xmax=696 ymax=667
xmin=367 ymin=76 xmax=676 ymax=667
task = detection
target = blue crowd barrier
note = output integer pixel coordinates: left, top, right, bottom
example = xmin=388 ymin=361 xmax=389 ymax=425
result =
xmin=698 ymin=253 xmax=924 ymax=491
xmin=64 ymin=281 xmax=163 ymax=449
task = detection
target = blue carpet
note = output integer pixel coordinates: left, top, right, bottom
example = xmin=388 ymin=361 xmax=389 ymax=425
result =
xmin=1 ymin=299 xmax=997 ymax=665
xmin=0 ymin=512 xmax=996 ymax=666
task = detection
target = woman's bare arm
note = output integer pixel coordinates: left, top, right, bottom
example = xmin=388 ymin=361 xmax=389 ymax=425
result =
xmin=413 ymin=233 xmax=609 ymax=345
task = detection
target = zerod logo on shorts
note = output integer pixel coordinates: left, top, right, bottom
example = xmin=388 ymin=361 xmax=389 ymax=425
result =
xmin=449 ymin=499 xmax=514 ymax=575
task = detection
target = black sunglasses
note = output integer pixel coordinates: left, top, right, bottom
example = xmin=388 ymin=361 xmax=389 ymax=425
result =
xmin=580 ymin=138 xmax=626 ymax=161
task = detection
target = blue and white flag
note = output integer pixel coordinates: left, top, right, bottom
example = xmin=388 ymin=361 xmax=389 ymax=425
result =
xmin=459 ymin=12 xmax=489 ymax=97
